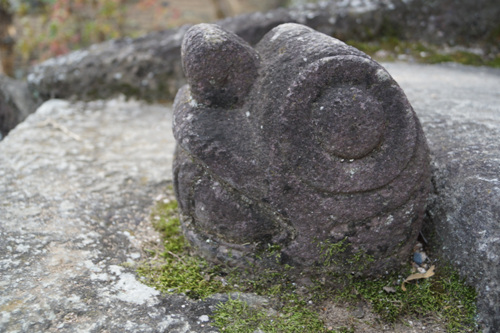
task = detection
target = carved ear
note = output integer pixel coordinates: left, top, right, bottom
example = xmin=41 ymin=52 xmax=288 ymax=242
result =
xmin=181 ymin=24 xmax=260 ymax=108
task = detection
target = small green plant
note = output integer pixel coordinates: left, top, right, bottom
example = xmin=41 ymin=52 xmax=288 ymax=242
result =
xmin=137 ymin=195 xmax=329 ymax=330
xmin=328 ymin=265 xmax=478 ymax=332
xmin=318 ymin=237 xmax=348 ymax=265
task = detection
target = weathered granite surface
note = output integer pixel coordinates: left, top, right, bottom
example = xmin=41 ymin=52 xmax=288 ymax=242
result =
xmin=2 ymin=63 xmax=499 ymax=332
xmin=173 ymin=23 xmax=431 ymax=276
xmin=26 ymin=0 xmax=500 ymax=103
xmin=387 ymin=62 xmax=500 ymax=333
xmin=0 ymin=74 xmax=41 ymax=139
xmin=27 ymin=26 xmax=191 ymax=102
xmin=381 ymin=0 xmax=500 ymax=46
xmin=0 ymin=98 xmax=223 ymax=332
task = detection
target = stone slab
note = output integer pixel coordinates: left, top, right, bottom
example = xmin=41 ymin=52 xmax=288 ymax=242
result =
xmin=386 ymin=62 xmax=500 ymax=333
xmin=0 ymin=98 xmax=220 ymax=332
xmin=27 ymin=0 xmax=500 ymax=103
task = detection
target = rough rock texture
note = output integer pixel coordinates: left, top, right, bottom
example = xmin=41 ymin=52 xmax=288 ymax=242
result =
xmin=26 ymin=1 xmax=383 ymax=102
xmin=386 ymin=62 xmax=500 ymax=333
xmin=0 ymin=75 xmax=41 ymax=139
xmin=27 ymin=0 xmax=500 ymax=103
xmin=173 ymin=23 xmax=431 ymax=276
xmin=382 ymin=0 xmax=500 ymax=47
xmin=0 ymin=99 xmax=224 ymax=332
xmin=27 ymin=26 xmax=191 ymax=102
xmin=2 ymin=63 xmax=500 ymax=332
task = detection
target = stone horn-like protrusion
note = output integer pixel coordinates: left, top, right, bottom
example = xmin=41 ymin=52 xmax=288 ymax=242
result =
xmin=173 ymin=23 xmax=431 ymax=277
xmin=181 ymin=23 xmax=260 ymax=107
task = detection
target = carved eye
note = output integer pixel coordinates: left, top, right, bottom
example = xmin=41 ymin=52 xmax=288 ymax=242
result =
xmin=280 ymin=55 xmax=417 ymax=193
xmin=312 ymin=85 xmax=385 ymax=160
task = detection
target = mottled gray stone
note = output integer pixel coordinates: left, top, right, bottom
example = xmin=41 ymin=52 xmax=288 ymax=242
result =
xmin=0 ymin=98 xmax=219 ymax=333
xmin=173 ymin=23 xmax=431 ymax=277
xmin=27 ymin=27 xmax=191 ymax=102
xmin=0 ymin=75 xmax=41 ymax=139
xmin=387 ymin=62 xmax=500 ymax=333
xmin=379 ymin=0 xmax=500 ymax=47
xmin=181 ymin=24 xmax=260 ymax=108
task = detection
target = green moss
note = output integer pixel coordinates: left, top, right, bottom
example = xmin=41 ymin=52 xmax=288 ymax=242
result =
xmin=348 ymin=40 xmax=382 ymax=55
xmin=137 ymin=195 xmax=478 ymax=332
xmin=347 ymin=39 xmax=500 ymax=68
xmin=136 ymin=199 xmax=231 ymax=299
xmin=214 ymin=295 xmax=326 ymax=333
xmin=426 ymin=51 xmax=483 ymax=66
xmin=324 ymin=264 xmax=478 ymax=332
xmin=254 ymin=243 xmax=283 ymax=263
xmin=423 ymin=49 xmax=500 ymax=68
xmin=486 ymin=57 xmax=500 ymax=68
xmin=317 ymin=237 xmax=374 ymax=272
xmin=318 ymin=237 xmax=348 ymax=265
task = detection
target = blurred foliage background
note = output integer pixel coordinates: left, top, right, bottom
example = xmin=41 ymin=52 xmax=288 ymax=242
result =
xmin=1 ymin=0 xmax=498 ymax=78
xmin=0 ymin=0 xmax=290 ymax=78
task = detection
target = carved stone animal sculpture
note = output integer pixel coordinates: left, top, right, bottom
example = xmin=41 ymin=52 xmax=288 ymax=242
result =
xmin=173 ymin=23 xmax=431 ymax=277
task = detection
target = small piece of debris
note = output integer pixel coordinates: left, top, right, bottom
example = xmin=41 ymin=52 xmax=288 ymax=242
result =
xmin=413 ymin=251 xmax=427 ymax=265
xmin=383 ymin=286 xmax=397 ymax=293
xmin=402 ymin=265 xmax=435 ymax=291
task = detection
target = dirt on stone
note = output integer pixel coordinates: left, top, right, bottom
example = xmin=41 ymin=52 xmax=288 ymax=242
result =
xmin=319 ymin=301 xmax=447 ymax=332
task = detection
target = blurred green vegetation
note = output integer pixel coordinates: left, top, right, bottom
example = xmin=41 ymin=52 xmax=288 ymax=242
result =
xmin=6 ymin=0 xmax=282 ymax=76
xmin=348 ymin=38 xmax=500 ymax=68
xmin=2 ymin=0 xmax=499 ymax=78
xmin=14 ymin=0 xmax=129 ymax=65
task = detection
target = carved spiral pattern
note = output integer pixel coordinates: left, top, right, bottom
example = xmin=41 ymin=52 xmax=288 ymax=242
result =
xmin=280 ymin=55 xmax=417 ymax=193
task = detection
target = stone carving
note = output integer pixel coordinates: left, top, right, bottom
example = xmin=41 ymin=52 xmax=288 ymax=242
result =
xmin=173 ymin=23 xmax=431 ymax=276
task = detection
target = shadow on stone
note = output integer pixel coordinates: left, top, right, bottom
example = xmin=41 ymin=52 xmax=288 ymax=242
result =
xmin=0 ymin=75 xmax=41 ymax=140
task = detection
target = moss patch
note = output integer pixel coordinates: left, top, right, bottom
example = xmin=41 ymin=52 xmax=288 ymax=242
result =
xmin=317 ymin=237 xmax=374 ymax=272
xmin=136 ymin=194 xmax=478 ymax=332
xmin=331 ymin=267 xmax=478 ymax=332
xmin=348 ymin=38 xmax=500 ymax=68
xmin=214 ymin=295 xmax=325 ymax=333
xmin=136 ymin=199 xmax=231 ymax=299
